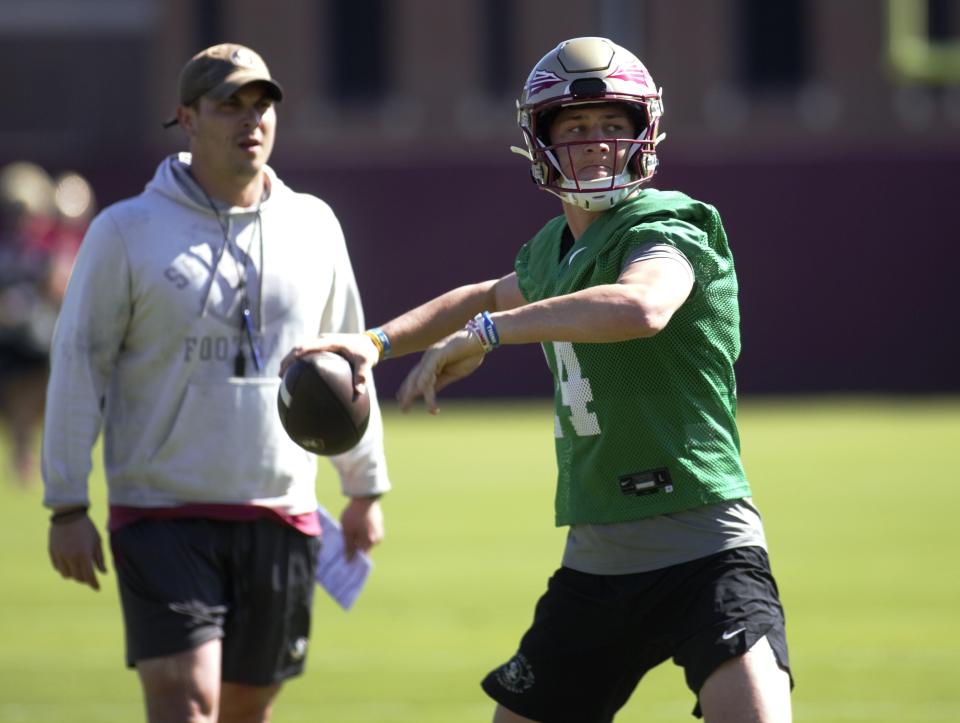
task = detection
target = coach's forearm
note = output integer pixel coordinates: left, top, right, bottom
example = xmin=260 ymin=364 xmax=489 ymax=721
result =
xmin=379 ymin=280 xmax=498 ymax=358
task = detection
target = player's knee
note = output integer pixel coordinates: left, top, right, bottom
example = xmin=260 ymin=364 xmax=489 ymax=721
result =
xmin=218 ymin=682 xmax=281 ymax=723
xmin=698 ymin=636 xmax=792 ymax=723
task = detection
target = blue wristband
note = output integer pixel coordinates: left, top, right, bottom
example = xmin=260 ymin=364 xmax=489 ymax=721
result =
xmin=478 ymin=311 xmax=500 ymax=348
xmin=366 ymin=327 xmax=391 ymax=360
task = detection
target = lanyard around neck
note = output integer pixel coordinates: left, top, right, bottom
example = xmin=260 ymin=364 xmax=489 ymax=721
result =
xmin=198 ymin=188 xmax=264 ymax=376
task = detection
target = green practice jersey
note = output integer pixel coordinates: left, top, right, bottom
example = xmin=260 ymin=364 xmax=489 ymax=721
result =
xmin=515 ymin=189 xmax=752 ymax=526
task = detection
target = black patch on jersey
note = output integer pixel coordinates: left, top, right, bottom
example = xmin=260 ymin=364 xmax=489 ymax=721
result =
xmin=618 ymin=467 xmax=674 ymax=496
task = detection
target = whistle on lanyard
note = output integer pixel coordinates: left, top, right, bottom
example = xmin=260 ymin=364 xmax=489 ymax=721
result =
xmin=234 ymin=305 xmax=263 ymax=377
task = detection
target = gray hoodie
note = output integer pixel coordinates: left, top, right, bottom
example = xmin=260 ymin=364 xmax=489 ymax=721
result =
xmin=42 ymin=153 xmax=390 ymax=513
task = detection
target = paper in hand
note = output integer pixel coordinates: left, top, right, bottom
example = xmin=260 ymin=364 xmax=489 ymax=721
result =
xmin=315 ymin=505 xmax=373 ymax=610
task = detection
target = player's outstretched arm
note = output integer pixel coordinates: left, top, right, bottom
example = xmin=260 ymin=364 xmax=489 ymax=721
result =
xmin=396 ymin=256 xmax=693 ymax=413
xmin=281 ymin=274 xmax=524 ymax=392
xmin=491 ymin=256 xmax=694 ymax=345
xmin=374 ymin=274 xmax=523 ymax=359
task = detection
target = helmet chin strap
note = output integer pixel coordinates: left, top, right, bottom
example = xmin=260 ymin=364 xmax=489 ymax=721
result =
xmin=555 ymin=175 xmax=642 ymax=211
xmin=557 ymin=168 xmax=634 ymax=193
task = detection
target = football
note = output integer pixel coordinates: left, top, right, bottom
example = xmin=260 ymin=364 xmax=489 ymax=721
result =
xmin=277 ymin=351 xmax=370 ymax=455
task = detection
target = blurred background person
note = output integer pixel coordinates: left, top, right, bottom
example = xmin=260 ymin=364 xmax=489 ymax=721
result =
xmin=50 ymin=170 xmax=97 ymax=301
xmin=0 ymin=162 xmax=94 ymax=485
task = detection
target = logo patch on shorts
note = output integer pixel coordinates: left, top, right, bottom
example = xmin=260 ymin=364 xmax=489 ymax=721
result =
xmin=289 ymin=637 xmax=308 ymax=661
xmin=721 ymin=627 xmax=746 ymax=641
xmin=495 ymin=653 xmax=535 ymax=694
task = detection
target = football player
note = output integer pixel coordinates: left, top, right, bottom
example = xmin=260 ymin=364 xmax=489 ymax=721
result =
xmin=285 ymin=36 xmax=792 ymax=722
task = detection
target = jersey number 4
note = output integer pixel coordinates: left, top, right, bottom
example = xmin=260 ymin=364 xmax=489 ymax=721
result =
xmin=552 ymin=341 xmax=601 ymax=437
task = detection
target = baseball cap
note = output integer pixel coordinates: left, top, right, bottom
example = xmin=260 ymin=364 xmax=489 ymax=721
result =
xmin=162 ymin=43 xmax=284 ymax=128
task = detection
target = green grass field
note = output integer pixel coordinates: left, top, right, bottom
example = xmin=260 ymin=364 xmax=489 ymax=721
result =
xmin=1 ymin=397 xmax=958 ymax=722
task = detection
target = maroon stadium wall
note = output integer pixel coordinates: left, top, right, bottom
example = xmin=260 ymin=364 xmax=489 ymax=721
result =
xmin=64 ymin=149 xmax=959 ymax=397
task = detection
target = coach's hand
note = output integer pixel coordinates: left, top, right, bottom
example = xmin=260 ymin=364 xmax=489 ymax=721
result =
xmin=397 ymin=329 xmax=486 ymax=414
xmin=48 ymin=514 xmax=107 ymax=591
xmin=341 ymin=496 xmax=384 ymax=560
xmin=280 ymin=333 xmax=380 ymax=397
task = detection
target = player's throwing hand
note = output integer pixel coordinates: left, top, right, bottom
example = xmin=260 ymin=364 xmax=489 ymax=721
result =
xmin=281 ymin=332 xmax=381 ymax=396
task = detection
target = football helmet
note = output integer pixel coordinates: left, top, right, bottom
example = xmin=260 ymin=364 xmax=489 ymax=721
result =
xmin=512 ymin=37 xmax=664 ymax=210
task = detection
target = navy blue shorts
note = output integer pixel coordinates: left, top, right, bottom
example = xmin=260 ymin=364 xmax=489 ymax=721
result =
xmin=481 ymin=545 xmax=791 ymax=721
xmin=111 ymin=517 xmax=320 ymax=686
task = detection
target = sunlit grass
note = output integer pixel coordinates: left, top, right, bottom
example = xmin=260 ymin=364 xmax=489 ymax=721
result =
xmin=1 ymin=397 xmax=958 ymax=721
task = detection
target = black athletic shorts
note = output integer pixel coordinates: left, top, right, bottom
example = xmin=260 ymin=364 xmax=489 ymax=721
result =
xmin=481 ymin=545 xmax=791 ymax=722
xmin=111 ymin=517 xmax=321 ymax=686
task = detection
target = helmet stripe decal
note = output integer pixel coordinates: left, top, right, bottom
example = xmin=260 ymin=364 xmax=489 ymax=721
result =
xmin=527 ymin=69 xmax=566 ymax=98
xmin=606 ymin=61 xmax=651 ymax=87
